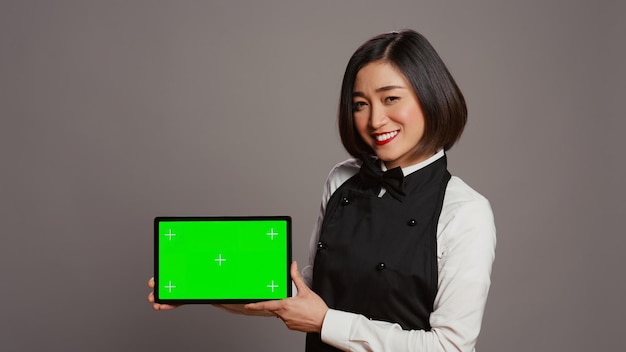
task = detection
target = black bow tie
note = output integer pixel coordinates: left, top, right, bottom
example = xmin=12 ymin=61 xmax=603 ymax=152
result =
xmin=359 ymin=157 xmax=406 ymax=201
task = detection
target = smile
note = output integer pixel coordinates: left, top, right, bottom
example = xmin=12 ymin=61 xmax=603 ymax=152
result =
xmin=373 ymin=131 xmax=399 ymax=146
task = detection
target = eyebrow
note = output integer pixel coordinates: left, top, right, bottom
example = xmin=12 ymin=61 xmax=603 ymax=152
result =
xmin=353 ymin=85 xmax=407 ymax=97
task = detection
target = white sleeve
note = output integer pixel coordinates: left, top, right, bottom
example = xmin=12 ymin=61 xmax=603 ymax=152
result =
xmin=320 ymin=179 xmax=497 ymax=352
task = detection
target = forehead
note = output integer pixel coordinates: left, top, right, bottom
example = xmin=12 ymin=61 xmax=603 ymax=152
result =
xmin=353 ymin=61 xmax=410 ymax=91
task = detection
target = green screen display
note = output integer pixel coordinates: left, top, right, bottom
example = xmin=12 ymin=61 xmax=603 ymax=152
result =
xmin=154 ymin=216 xmax=291 ymax=303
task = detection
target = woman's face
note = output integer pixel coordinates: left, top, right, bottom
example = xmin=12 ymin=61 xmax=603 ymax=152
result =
xmin=352 ymin=60 xmax=429 ymax=169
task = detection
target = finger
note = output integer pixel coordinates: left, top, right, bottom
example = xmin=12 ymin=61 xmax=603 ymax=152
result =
xmin=152 ymin=302 xmax=178 ymax=311
xmin=148 ymin=292 xmax=155 ymax=303
xmin=290 ymin=261 xmax=309 ymax=294
xmin=148 ymin=277 xmax=155 ymax=288
xmin=244 ymin=300 xmax=283 ymax=311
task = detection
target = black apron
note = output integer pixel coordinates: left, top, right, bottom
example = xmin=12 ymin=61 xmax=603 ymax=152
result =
xmin=306 ymin=156 xmax=451 ymax=352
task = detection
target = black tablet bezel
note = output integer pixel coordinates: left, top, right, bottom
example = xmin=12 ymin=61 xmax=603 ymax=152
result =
xmin=154 ymin=216 xmax=292 ymax=304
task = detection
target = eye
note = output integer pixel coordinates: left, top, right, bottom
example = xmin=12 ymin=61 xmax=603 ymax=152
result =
xmin=384 ymin=96 xmax=400 ymax=104
xmin=352 ymin=101 xmax=368 ymax=112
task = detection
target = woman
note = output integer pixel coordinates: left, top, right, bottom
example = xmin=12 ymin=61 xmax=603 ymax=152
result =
xmin=149 ymin=29 xmax=496 ymax=352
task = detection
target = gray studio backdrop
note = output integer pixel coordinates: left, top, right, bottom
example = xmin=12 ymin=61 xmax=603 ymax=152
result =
xmin=1 ymin=1 xmax=624 ymax=351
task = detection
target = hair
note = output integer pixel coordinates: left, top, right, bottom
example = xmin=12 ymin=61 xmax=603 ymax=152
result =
xmin=338 ymin=29 xmax=467 ymax=159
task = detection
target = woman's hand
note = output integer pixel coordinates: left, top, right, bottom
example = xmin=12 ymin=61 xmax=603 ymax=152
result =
xmin=147 ymin=277 xmax=181 ymax=311
xmin=244 ymin=261 xmax=329 ymax=333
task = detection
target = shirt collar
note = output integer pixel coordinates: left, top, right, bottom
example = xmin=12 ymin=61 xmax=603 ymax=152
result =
xmin=380 ymin=149 xmax=445 ymax=176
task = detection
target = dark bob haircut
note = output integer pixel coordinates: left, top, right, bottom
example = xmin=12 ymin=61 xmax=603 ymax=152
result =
xmin=338 ymin=29 xmax=467 ymax=160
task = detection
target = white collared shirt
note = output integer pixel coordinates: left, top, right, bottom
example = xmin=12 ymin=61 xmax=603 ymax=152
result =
xmin=302 ymin=151 xmax=496 ymax=352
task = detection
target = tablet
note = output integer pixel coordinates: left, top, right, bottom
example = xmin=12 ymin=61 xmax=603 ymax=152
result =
xmin=154 ymin=216 xmax=292 ymax=303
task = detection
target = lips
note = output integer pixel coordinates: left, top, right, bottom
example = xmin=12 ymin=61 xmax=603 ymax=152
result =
xmin=373 ymin=130 xmax=399 ymax=146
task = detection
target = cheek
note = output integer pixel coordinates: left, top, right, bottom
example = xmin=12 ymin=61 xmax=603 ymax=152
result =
xmin=397 ymin=107 xmax=425 ymax=132
xmin=353 ymin=115 xmax=370 ymax=137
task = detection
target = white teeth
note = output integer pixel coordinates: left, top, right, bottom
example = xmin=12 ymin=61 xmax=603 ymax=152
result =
xmin=375 ymin=131 xmax=398 ymax=142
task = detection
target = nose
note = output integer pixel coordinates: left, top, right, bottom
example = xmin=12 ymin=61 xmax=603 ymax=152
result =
xmin=369 ymin=104 xmax=388 ymax=130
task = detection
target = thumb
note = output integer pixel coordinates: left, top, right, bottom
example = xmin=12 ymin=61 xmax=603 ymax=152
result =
xmin=290 ymin=261 xmax=309 ymax=294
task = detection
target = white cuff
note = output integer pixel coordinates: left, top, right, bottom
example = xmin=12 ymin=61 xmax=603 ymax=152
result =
xmin=320 ymin=309 xmax=358 ymax=351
